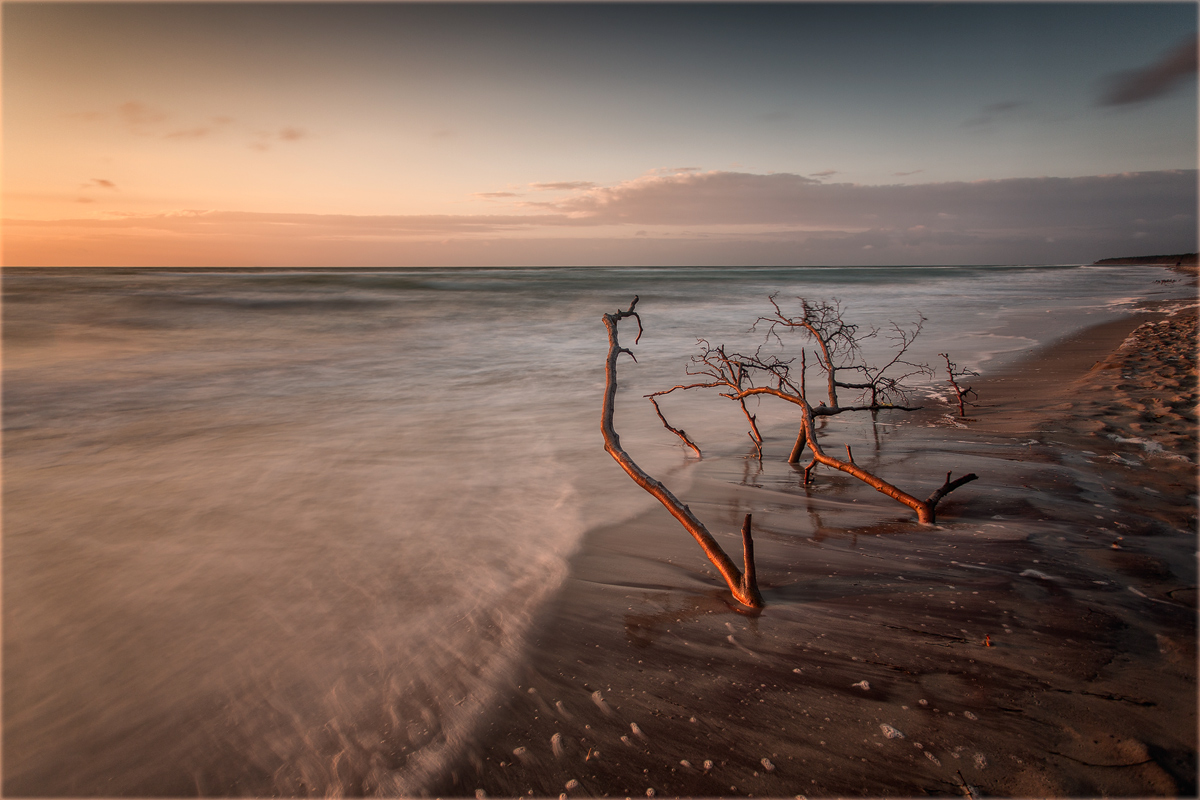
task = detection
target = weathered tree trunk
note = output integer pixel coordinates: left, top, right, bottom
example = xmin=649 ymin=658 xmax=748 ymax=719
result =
xmin=601 ymin=298 xmax=764 ymax=608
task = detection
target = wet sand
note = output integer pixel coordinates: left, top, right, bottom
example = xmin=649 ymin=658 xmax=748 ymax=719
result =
xmin=431 ymin=297 xmax=1197 ymax=797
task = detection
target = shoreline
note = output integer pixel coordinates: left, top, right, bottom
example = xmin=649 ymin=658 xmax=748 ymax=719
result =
xmin=431 ymin=292 xmax=1197 ymax=798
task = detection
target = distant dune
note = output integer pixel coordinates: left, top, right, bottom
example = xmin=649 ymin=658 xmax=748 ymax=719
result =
xmin=1092 ymin=252 xmax=1198 ymax=266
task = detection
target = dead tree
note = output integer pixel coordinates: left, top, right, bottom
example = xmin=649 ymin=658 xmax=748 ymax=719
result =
xmin=939 ymin=352 xmax=979 ymax=417
xmin=649 ymin=296 xmax=977 ymax=525
xmin=601 ymin=297 xmax=763 ymax=609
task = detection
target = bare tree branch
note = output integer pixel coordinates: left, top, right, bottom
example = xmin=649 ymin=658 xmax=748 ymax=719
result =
xmin=602 ymin=299 xmax=763 ymax=608
xmin=940 ymin=353 xmax=979 ymax=417
xmin=646 ymin=396 xmax=702 ymax=457
xmin=926 ymin=471 xmax=980 ymax=510
xmin=738 ymin=398 xmax=764 ymax=461
xmin=792 ymin=397 xmax=977 ymax=523
xmin=645 ymin=295 xmax=978 ymax=524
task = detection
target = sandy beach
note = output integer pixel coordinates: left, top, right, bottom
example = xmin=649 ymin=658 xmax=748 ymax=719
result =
xmin=431 ymin=281 xmax=1197 ymax=798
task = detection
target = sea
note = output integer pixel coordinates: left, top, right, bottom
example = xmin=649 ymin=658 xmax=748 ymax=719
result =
xmin=1 ymin=264 xmax=1190 ymax=795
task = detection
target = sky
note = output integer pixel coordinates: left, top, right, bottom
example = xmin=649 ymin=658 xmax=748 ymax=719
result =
xmin=2 ymin=2 xmax=1197 ymax=267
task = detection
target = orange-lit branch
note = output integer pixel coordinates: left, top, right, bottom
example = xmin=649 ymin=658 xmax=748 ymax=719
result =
xmin=602 ymin=298 xmax=763 ymax=608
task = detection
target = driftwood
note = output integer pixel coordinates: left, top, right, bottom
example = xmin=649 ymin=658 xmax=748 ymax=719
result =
xmin=940 ymin=352 xmax=979 ymax=417
xmin=648 ymin=296 xmax=978 ymax=525
xmin=601 ymin=297 xmax=763 ymax=608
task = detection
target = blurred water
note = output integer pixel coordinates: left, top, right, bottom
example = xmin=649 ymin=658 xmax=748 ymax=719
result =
xmin=2 ymin=264 xmax=1187 ymax=795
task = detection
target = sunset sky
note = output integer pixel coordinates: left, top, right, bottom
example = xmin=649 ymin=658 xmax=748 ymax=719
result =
xmin=3 ymin=2 xmax=1197 ymax=267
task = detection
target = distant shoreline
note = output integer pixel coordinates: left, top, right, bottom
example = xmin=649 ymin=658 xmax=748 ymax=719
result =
xmin=1092 ymin=252 xmax=1198 ymax=268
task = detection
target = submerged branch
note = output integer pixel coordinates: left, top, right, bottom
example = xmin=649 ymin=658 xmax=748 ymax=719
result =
xmin=940 ymin=353 xmax=979 ymax=417
xmin=647 ymin=396 xmax=702 ymax=457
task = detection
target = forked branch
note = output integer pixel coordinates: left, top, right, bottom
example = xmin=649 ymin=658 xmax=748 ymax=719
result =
xmin=794 ymin=401 xmax=977 ymax=524
xmin=940 ymin=353 xmax=979 ymax=417
xmin=647 ymin=396 xmax=702 ymax=457
xmin=648 ymin=296 xmax=979 ymax=524
xmin=602 ymin=298 xmax=763 ymax=608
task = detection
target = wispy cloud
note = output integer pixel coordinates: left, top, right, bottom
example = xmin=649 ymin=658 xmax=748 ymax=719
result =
xmin=81 ymin=178 xmax=117 ymax=190
xmin=961 ymin=101 xmax=1026 ymax=128
xmin=892 ymin=169 xmax=924 ymax=177
xmin=19 ymin=170 xmax=1195 ymax=239
xmin=165 ymin=117 xmax=236 ymax=140
xmin=474 ymin=191 xmax=521 ymax=199
xmin=6 ymin=210 xmax=580 ymax=237
xmin=539 ymin=169 xmax=1195 ymax=233
xmin=250 ymin=127 xmax=310 ymax=151
xmin=1099 ymin=36 xmax=1198 ymax=106
xmin=67 ymin=111 xmax=108 ymax=123
xmin=118 ymin=101 xmax=170 ymax=128
xmin=165 ymin=127 xmax=217 ymax=140
xmin=529 ymin=181 xmax=596 ymax=191
xmin=758 ymin=110 xmax=792 ymax=122
xmin=73 ymin=101 xmax=305 ymax=149
xmin=810 ymin=170 xmax=839 ymax=178
xmin=10 ymin=169 xmax=1194 ymax=267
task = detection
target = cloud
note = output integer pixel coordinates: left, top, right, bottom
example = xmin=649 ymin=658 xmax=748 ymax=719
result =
xmin=892 ymin=169 xmax=924 ymax=177
xmin=81 ymin=102 xmax=302 ymax=148
xmin=164 ymin=117 xmax=236 ymax=140
xmin=530 ymin=169 xmax=1197 ymax=242
xmin=81 ymin=178 xmax=117 ymax=190
xmin=19 ymin=170 xmax=1195 ymax=240
xmin=961 ymin=101 xmax=1026 ymax=128
xmin=810 ymin=170 xmax=839 ymax=178
xmin=165 ymin=127 xmax=217 ymax=140
xmin=249 ymin=127 xmax=310 ymax=151
xmin=474 ymin=192 xmax=520 ymax=199
xmin=542 ymin=170 xmax=825 ymax=224
xmin=6 ymin=210 xmax=581 ymax=237
xmin=118 ymin=101 xmax=170 ymax=127
xmin=1099 ymin=36 xmax=1198 ymax=106
xmin=758 ymin=110 xmax=792 ymax=122
xmin=529 ymin=181 xmax=597 ymax=191
xmin=9 ymin=169 xmax=1194 ymax=267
